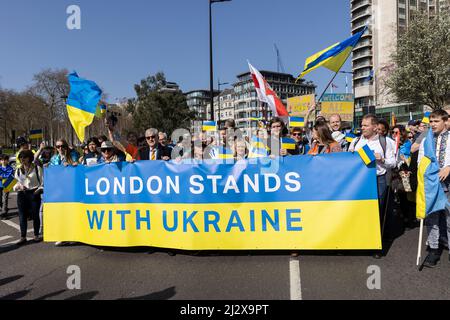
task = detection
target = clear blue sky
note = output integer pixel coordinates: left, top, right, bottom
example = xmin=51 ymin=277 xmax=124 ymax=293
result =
xmin=0 ymin=0 xmax=353 ymax=102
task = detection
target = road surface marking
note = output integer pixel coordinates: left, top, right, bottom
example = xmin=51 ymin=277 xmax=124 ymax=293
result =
xmin=2 ymin=219 xmax=33 ymax=233
xmin=290 ymin=257 xmax=302 ymax=300
xmin=0 ymin=237 xmax=33 ymax=247
xmin=0 ymin=235 xmax=13 ymax=242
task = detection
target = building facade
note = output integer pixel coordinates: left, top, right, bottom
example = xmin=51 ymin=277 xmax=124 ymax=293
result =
xmin=231 ymin=71 xmax=316 ymax=129
xmin=351 ymin=0 xmax=450 ymax=124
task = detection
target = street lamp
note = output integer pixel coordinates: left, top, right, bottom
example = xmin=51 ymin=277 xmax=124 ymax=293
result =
xmin=209 ymin=0 xmax=231 ymax=122
xmin=217 ymin=79 xmax=229 ymax=128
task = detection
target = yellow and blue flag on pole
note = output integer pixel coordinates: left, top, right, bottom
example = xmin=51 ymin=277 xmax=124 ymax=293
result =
xmin=203 ymin=121 xmax=217 ymax=132
xmin=416 ymin=129 xmax=447 ymax=219
xmin=358 ymin=144 xmax=376 ymax=166
xmin=218 ymin=147 xmax=234 ymax=159
xmin=296 ymin=26 xmax=368 ymax=81
xmin=248 ymin=137 xmax=269 ymax=158
xmin=289 ymin=117 xmax=305 ymax=128
xmin=345 ymin=132 xmax=357 ymax=143
xmin=66 ymin=72 xmax=102 ymax=142
xmin=422 ymin=112 xmax=431 ymax=125
xmin=95 ymin=104 xmax=107 ymax=118
xmin=29 ymin=129 xmax=43 ymax=140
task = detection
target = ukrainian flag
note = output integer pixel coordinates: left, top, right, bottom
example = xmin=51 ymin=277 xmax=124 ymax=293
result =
xmin=345 ymin=132 xmax=357 ymax=143
xmin=3 ymin=176 xmax=17 ymax=193
xmin=422 ymin=112 xmax=431 ymax=125
xmin=416 ymin=129 xmax=447 ymax=219
xmin=289 ymin=117 xmax=305 ymax=128
xmin=357 ymin=144 xmax=376 ymax=166
xmin=282 ymin=137 xmax=296 ymax=150
xmin=217 ymin=147 xmax=234 ymax=159
xmin=203 ymin=121 xmax=217 ymax=132
xmin=250 ymin=137 xmax=267 ymax=149
xmin=66 ymin=72 xmax=102 ymax=142
xmin=29 ymin=129 xmax=43 ymax=140
xmin=297 ymin=26 xmax=368 ymax=81
xmin=248 ymin=147 xmax=269 ymax=158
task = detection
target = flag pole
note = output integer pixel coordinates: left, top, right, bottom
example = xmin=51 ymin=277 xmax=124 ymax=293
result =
xmin=417 ymin=219 xmax=424 ymax=267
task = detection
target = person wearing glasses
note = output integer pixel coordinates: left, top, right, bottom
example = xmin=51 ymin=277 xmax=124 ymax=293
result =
xmin=98 ymin=141 xmax=121 ymax=164
xmin=291 ymin=127 xmax=310 ymax=155
xmin=50 ymin=139 xmax=79 ymax=167
xmin=13 ymin=150 xmax=43 ymax=245
xmin=137 ymin=128 xmax=171 ymax=161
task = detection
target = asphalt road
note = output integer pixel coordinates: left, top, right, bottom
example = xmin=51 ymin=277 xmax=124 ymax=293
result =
xmin=1 ymin=193 xmax=450 ymax=301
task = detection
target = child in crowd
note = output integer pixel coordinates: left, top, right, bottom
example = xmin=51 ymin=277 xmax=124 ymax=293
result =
xmin=0 ymin=154 xmax=14 ymax=219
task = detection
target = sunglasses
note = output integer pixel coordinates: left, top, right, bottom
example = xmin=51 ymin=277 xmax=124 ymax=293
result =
xmin=146 ymin=136 xmax=156 ymax=140
xmin=292 ymin=133 xmax=302 ymax=136
xmin=102 ymin=148 xmax=113 ymax=152
xmin=56 ymin=145 xmax=66 ymax=149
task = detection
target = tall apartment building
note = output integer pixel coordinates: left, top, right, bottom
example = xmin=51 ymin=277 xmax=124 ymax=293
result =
xmin=351 ymin=0 xmax=450 ymax=124
xmin=232 ymin=71 xmax=316 ymax=129
xmin=209 ymin=88 xmax=235 ymax=126
xmin=185 ymin=89 xmax=220 ymax=121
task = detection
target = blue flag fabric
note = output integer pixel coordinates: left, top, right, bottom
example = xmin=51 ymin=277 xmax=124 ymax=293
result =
xmin=417 ymin=129 xmax=448 ymax=219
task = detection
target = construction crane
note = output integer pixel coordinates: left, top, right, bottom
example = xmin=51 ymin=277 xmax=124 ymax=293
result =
xmin=274 ymin=44 xmax=286 ymax=74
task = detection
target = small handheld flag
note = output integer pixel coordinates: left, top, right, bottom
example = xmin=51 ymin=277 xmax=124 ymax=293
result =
xmin=357 ymin=144 xmax=376 ymax=165
xmin=281 ymin=137 xmax=296 ymax=150
xmin=289 ymin=117 xmax=305 ymax=128
xmin=3 ymin=176 xmax=17 ymax=193
xmin=422 ymin=112 xmax=431 ymax=125
xmin=248 ymin=147 xmax=269 ymax=158
xmin=29 ymin=129 xmax=43 ymax=140
xmin=217 ymin=147 xmax=234 ymax=159
xmin=66 ymin=72 xmax=102 ymax=142
xmin=345 ymin=132 xmax=357 ymax=143
xmin=202 ymin=121 xmax=217 ymax=132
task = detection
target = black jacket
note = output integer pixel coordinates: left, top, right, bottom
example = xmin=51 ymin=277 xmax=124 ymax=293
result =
xmin=138 ymin=144 xmax=172 ymax=160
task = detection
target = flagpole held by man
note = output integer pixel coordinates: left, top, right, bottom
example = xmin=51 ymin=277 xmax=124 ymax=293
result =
xmin=416 ymin=110 xmax=450 ymax=268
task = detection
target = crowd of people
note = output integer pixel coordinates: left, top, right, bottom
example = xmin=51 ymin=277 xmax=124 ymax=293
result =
xmin=2 ymin=107 xmax=450 ymax=268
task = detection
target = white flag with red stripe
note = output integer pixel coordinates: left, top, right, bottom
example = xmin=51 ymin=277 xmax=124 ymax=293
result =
xmin=248 ymin=62 xmax=289 ymax=117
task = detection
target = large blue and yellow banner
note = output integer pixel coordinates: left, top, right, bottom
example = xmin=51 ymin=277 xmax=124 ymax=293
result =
xmin=44 ymin=153 xmax=381 ymax=250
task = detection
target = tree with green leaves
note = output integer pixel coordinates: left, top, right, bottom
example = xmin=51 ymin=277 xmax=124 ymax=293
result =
xmin=127 ymin=72 xmax=195 ymax=135
xmin=385 ymin=12 xmax=450 ymax=110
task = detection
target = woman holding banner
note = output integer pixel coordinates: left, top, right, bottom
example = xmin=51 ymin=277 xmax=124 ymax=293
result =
xmin=13 ymin=150 xmax=43 ymax=245
xmin=308 ymin=121 xmax=342 ymax=155
xmin=50 ymin=139 xmax=79 ymax=167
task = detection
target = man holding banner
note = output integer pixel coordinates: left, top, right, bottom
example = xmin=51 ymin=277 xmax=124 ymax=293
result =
xmin=349 ymin=114 xmax=396 ymax=258
xmin=137 ymin=128 xmax=171 ymax=161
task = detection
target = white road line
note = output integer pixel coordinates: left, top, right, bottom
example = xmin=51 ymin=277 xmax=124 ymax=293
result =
xmin=0 ymin=235 xmax=13 ymax=242
xmin=2 ymin=220 xmax=33 ymax=233
xmin=290 ymin=257 xmax=302 ymax=300
xmin=0 ymin=237 xmax=33 ymax=247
